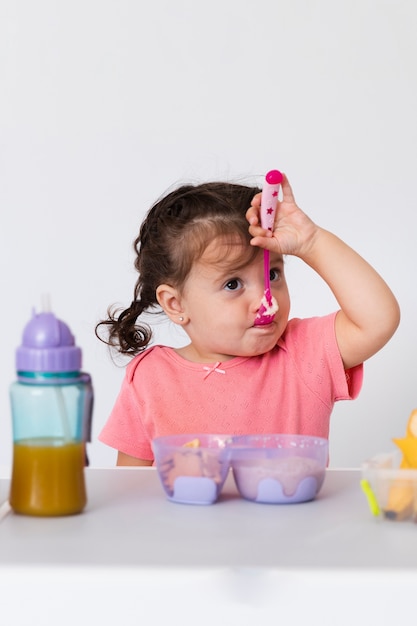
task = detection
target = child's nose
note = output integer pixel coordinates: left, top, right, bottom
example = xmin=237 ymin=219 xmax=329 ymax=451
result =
xmin=251 ymin=284 xmax=266 ymax=312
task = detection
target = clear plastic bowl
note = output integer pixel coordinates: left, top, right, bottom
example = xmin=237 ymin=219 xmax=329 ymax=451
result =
xmin=152 ymin=434 xmax=232 ymax=504
xmin=362 ymin=451 xmax=417 ymax=522
xmin=230 ymin=434 xmax=328 ymax=504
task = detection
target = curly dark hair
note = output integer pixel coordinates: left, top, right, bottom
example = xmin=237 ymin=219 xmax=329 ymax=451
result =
xmin=95 ymin=181 xmax=261 ymax=355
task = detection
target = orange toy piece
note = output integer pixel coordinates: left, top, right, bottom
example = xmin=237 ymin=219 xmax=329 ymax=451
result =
xmin=393 ymin=409 xmax=417 ymax=468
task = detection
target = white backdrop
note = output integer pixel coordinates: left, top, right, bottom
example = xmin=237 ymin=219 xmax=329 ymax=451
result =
xmin=1 ymin=0 xmax=416 ymax=470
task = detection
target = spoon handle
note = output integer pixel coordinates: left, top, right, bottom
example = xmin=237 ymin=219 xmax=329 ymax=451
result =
xmin=260 ymin=169 xmax=283 ymax=230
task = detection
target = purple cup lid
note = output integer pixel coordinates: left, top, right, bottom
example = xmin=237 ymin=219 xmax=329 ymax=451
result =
xmin=16 ymin=310 xmax=82 ymax=373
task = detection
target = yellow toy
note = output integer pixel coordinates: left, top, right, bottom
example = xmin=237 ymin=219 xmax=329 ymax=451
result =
xmin=392 ymin=408 xmax=417 ymax=469
xmin=384 ymin=409 xmax=417 ymax=521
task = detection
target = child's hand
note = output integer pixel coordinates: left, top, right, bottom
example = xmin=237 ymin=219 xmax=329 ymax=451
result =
xmin=246 ymin=173 xmax=319 ymax=259
xmin=248 ymin=173 xmax=399 ymax=370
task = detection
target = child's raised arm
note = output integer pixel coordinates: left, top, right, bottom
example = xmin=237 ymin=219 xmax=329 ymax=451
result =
xmin=247 ymin=174 xmax=400 ymax=370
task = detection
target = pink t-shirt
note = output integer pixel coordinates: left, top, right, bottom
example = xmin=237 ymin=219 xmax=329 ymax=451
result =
xmin=99 ymin=313 xmax=363 ymax=460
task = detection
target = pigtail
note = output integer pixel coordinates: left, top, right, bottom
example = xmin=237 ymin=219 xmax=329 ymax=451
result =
xmin=95 ymin=299 xmax=153 ymax=356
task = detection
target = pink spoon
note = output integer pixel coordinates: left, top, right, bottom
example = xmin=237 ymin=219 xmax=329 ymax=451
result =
xmin=255 ymin=169 xmax=283 ymax=326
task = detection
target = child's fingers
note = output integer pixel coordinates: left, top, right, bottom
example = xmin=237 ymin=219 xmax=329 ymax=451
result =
xmin=250 ymin=191 xmax=262 ymax=206
xmin=246 ymin=210 xmax=259 ymax=226
xmin=280 ymin=173 xmax=296 ymax=204
xmin=248 ymin=223 xmax=273 ymax=240
xmin=246 ymin=204 xmax=260 ymax=225
xmin=246 ymin=191 xmax=263 ymax=224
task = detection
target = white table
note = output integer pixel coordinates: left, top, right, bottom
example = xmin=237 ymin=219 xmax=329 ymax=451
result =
xmin=0 ymin=467 xmax=416 ymax=625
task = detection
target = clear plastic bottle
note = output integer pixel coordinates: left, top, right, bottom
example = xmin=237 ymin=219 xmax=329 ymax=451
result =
xmin=9 ymin=301 xmax=93 ymax=516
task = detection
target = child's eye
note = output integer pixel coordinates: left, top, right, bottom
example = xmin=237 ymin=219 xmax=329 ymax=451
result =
xmin=224 ymin=278 xmax=242 ymax=291
xmin=270 ymin=268 xmax=281 ymax=282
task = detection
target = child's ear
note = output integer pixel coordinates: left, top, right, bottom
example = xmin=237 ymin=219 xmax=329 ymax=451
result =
xmin=156 ymin=284 xmax=187 ymax=324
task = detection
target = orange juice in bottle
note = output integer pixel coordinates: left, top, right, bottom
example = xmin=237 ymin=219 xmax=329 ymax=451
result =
xmin=9 ymin=300 xmax=93 ymax=516
xmin=10 ymin=437 xmax=87 ymax=516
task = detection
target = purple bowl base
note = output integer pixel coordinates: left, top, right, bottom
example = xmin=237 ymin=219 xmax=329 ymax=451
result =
xmin=169 ymin=476 xmax=218 ymax=505
xmin=254 ymin=476 xmax=319 ymax=504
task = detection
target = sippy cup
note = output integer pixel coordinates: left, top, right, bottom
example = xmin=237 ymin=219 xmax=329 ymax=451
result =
xmin=9 ymin=301 xmax=93 ymax=516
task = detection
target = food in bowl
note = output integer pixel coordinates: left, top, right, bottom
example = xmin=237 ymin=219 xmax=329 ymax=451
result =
xmin=230 ymin=434 xmax=328 ymax=504
xmin=152 ymin=434 xmax=232 ymax=504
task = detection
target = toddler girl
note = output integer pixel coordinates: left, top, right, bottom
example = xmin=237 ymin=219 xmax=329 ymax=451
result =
xmin=96 ymin=173 xmax=400 ymax=465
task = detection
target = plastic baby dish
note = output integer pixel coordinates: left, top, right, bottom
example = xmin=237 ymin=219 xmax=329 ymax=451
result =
xmin=152 ymin=434 xmax=232 ymax=505
xmin=230 ymin=434 xmax=328 ymax=504
xmin=361 ymin=451 xmax=417 ymax=522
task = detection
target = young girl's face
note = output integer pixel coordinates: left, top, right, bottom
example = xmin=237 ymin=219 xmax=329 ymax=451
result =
xmin=176 ymin=236 xmax=290 ymax=363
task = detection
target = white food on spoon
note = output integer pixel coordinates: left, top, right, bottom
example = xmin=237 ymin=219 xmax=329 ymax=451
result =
xmin=256 ymin=295 xmax=279 ymax=318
